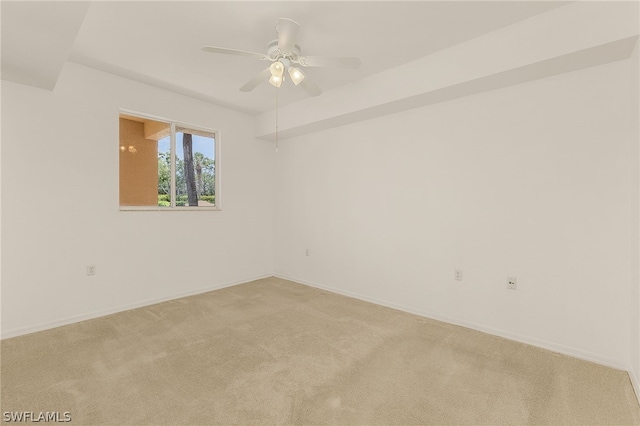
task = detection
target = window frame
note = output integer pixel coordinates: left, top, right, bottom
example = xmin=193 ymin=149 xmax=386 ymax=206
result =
xmin=119 ymin=109 xmax=221 ymax=212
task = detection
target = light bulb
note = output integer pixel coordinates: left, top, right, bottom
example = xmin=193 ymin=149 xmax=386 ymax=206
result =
xmin=269 ymin=61 xmax=284 ymax=77
xmin=269 ymin=75 xmax=283 ymax=88
xmin=288 ymin=66 xmax=305 ymax=85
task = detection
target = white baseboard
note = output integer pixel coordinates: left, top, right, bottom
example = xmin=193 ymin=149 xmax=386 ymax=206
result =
xmin=630 ymin=368 xmax=640 ymax=405
xmin=274 ymin=273 xmax=628 ymax=372
xmin=1 ymin=273 xmax=272 ymax=340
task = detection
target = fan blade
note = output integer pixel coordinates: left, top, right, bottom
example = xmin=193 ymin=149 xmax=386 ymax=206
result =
xmin=202 ymin=46 xmax=268 ymax=60
xmin=299 ymin=56 xmax=361 ymax=69
xmin=300 ymin=78 xmax=322 ymax=97
xmin=240 ymin=68 xmax=272 ymax=92
xmin=277 ymin=18 xmax=300 ymax=52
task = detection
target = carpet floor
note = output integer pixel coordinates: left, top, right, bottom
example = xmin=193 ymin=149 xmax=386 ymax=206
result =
xmin=2 ymin=277 xmax=639 ymax=425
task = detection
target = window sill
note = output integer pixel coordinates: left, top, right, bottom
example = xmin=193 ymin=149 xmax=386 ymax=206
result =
xmin=119 ymin=206 xmax=222 ymax=212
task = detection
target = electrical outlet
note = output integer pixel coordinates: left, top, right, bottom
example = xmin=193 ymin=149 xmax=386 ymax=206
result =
xmin=507 ymin=276 xmax=517 ymax=290
xmin=454 ymin=269 xmax=463 ymax=281
xmin=305 ymin=248 xmax=310 ymax=256
xmin=87 ymin=265 xmax=96 ymax=276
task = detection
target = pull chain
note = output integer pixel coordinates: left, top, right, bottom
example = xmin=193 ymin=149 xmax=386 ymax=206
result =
xmin=275 ymin=84 xmax=279 ymax=153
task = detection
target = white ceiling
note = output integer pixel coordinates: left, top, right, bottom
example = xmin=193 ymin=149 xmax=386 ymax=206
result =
xmin=1 ymin=1 xmax=89 ymax=90
xmin=3 ymin=1 xmax=569 ymax=115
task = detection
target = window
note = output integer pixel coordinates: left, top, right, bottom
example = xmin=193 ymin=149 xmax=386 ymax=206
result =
xmin=119 ymin=112 xmax=219 ymax=210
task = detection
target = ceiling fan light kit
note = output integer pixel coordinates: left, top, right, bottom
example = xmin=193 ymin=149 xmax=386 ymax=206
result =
xmin=202 ymin=17 xmax=361 ymax=96
xmin=269 ymin=60 xmax=285 ymax=77
xmin=269 ymin=74 xmax=283 ymax=88
xmin=288 ymin=66 xmax=305 ymax=86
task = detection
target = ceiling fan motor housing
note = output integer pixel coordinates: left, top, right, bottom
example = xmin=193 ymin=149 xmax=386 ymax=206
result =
xmin=267 ymin=39 xmax=301 ymax=66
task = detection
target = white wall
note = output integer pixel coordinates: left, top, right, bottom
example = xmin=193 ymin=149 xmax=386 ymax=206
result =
xmin=274 ymin=57 xmax=638 ymax=369
xmin=631 ymin=40 xmax=640 ymax=393
xmin=1 ymin=62 xmax=274 ymax=337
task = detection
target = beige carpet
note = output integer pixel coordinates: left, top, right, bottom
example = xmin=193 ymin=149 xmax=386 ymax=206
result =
xmin=2 ymin=277 xmax=639 ymax=425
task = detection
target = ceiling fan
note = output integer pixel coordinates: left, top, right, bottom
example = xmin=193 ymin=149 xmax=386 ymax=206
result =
xmin=202 ymin=18 xmax=361 ymax=97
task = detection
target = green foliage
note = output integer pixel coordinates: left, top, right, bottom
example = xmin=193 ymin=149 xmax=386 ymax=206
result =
xmin=175 ymin=153 xmax=215 ymax=198
xmin=157 ymin=147 xmax=215 ymax=205
xmin=157 ymin=194 xmax=215 ymax=207
xmin=158 ymin=152 xmax=171 ymax=195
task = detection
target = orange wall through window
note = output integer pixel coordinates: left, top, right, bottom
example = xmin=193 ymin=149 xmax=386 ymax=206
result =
xmin=119 ymin=117 xmax=166 ymax=206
